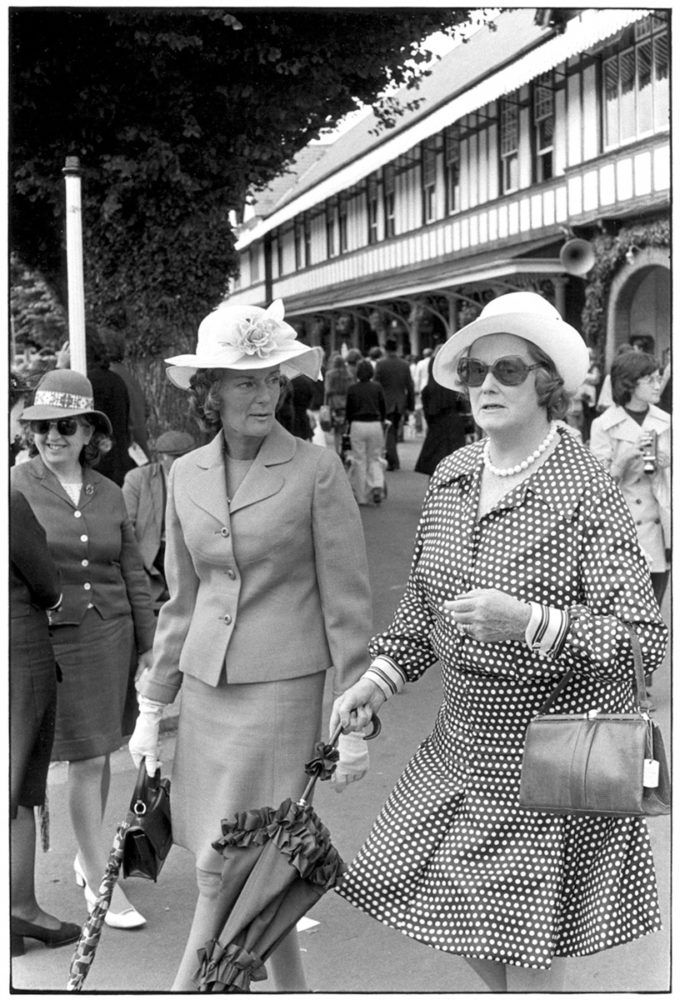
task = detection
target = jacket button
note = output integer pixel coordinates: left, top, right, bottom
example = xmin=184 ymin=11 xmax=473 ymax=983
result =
xmin=655 ymin=518 xmax=660 ymax=524
xmin=83 ymin=582 xmax=91 ymax=591
xmin=226 ymin=569 xmax=236 ymax=580
xmin=81 ymin=559 xmax=89 ymax=567
xmin=220 ymin=527 xmax=230 ymax=537
xmin=74 ymin=510 xmax=82 ymax=518
xmin=223 ymin=614 xmax=232 ymax=625
xmin=634 ymin=499 xmax=642 ymax=505
xmin=80 ymin=534 xmax=88 ymax=542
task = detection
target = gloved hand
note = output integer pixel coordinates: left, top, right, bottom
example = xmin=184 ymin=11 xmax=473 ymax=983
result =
xmin=128 ymin=696 xmax=165 ymax=776
xmin=332 ymin=730 xmax=370 ymax=793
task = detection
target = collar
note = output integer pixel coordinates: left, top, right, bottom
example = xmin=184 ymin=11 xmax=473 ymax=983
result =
xmin=194 ymin=420 xmax=296 ymax=471
xmin=597 ymin=403 xmax=670 ymax=433
xmin=431 ymin=427 xmax=608 ymax=523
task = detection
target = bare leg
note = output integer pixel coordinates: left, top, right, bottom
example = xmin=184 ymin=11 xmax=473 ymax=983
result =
xmin=171 ymin=869 xmax=225 ymax=991
xmin=506 ymin=957 xmax=567 ymax=993
xmin=68 ymin=755 xmax=135 ymax=912
xmin=10 ymin=806 xmax=62 ymax=928
xmin=464 ymin=957 xmax=508 ymax=992
xmin=268 ymin=929 xmax=308 ymax=992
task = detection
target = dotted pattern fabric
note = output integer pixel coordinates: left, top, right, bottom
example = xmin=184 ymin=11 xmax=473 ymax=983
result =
xmin=337 ymin=429 xmax=666 ymax=969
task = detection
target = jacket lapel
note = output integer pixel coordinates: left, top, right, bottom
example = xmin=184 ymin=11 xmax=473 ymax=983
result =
xmin=227 ymin=424 xmax=295 ymax=514
xmin=187 ymin=434 xmax=230 ymax=525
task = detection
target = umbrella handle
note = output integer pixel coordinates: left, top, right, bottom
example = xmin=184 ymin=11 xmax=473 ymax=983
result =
xmin=299 ymin=715 xmax=382 ymax=804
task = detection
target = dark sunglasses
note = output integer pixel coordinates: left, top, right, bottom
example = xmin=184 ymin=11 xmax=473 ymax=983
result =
xmin=30 ymin=418 xmax=81 ymax=437
xmin=457 ymin=355 xmax=543 ymax=388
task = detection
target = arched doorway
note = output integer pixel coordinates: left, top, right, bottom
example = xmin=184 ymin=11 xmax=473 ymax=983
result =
xmin=606 ymin=247 xmax=670 ymax=367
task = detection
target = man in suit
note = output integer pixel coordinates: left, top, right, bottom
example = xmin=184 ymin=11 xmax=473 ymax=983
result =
xmin=374 ymin=337 xmax=415 ymax=470
xmin=122 ymin=430 xmax=195 ymax=606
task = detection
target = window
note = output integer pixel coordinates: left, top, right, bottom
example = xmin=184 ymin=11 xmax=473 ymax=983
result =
xmin=421 ymin=141 xmax=437 ymax=223
xmin=326 ymin=200 xmax=337 ymax=259
xmin=249 ymin=246 xmax=260 ymax=283
xmin=303 ymin=214 xmax=311 ymax=267
xmin=383 ymin=164 xmax=396 ymax=237
xmin=338 ymin=194 xmax=348 ymax=254
xmin=444 ymin=125 xmax=461 ymax=214
xmin=367 ymin=175 xmax=379 ymax=244
xmin=500 ymin=94 xmax=519 ymax=193
xmin=533 ymin=74 xmax=554 ymax=182
xmin=294 ymin=220 xmax=303 ymax=271
xmin=275 ymin=232 xmax=284 ymax=276
xmin=603 ymin=14 xmax=669 ymax=147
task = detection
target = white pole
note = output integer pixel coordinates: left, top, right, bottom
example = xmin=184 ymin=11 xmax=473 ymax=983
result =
xmin=62 ymin=156 xmax=87 ymax=374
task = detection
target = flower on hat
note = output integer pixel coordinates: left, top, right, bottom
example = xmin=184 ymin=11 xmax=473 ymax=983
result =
xmin=220 ymin=300 xmax=295 ymax=361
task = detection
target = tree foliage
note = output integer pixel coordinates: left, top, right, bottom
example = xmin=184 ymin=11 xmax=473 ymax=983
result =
xmin=10 ymin=7 xmax=477 ymax=361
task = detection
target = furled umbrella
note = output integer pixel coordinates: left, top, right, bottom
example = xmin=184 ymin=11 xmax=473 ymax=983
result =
xmin=66 ymin=820 xmax=131 ymax=991
xmin=194 ymin=719 xmax=380 ymax=993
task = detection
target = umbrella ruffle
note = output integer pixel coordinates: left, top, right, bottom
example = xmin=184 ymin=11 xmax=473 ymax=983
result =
xmin=195 ymin=938 xmax=267 ymax=993
xmin=212 ymin=799 xmax=345 ymax=889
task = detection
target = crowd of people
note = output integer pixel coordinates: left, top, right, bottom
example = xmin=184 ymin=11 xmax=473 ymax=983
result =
xmin=9 ymin=292 xmax=670 ymax=991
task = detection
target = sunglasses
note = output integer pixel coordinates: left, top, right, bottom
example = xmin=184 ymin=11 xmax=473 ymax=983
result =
xmin=30 ymin=418 xmax=81 ymax=437
xmin=457 ymin=356 xmax=543 ymax=387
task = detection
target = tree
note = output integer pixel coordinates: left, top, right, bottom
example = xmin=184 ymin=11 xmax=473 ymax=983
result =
xmin=10 ymin=7 xmax=479 ymax=432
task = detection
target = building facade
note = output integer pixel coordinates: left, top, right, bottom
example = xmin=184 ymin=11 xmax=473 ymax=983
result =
xmin=229 ymin=8 xmax=670 ymax=368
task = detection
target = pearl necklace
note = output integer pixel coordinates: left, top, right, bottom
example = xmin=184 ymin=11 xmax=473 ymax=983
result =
xmin=483 ymin=422 xmax=558 ymax=478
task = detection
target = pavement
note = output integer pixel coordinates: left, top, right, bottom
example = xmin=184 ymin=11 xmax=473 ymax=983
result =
xmin=10 ymin=436 xmax=671 ymax=995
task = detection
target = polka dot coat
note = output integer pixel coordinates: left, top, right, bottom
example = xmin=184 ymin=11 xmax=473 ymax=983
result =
xmin=337 ymin=428 xmax=667 ymax=969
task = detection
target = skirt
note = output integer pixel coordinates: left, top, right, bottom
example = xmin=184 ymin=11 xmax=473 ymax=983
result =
xmin=50 ymin=609 xmax=134 ymax=761
xmin=172 ymin=670 xmax=326 ymax=873
xmin=10 ymin=614 xmax=58 ymax=814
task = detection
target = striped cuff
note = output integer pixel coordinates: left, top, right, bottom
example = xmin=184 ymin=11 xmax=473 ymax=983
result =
xmin=364 ymin=656 xmax=407 ymax=699
xmin=525 ymin=602 xmax=570 ymax=659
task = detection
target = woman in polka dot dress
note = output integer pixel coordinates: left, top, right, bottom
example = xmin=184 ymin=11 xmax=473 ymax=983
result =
xmin=331 ymin=293 xmax=668 ymax=992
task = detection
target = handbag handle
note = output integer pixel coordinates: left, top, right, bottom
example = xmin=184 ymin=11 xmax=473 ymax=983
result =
xmin=535 ymin=623 xmax=650 ymax=715
xmin=130 ymin=759 xmax=161 ymax=814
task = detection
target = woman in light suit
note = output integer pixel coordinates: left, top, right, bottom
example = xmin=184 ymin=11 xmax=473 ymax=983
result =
xmin=130 ymin=299 xmax=373 ymax=991
xmin=590 ymin=350 xmax=670 ymax=607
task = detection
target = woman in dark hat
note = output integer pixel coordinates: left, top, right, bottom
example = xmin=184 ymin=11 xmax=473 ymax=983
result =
xmin=331 ymin=292 xmax=667 ymax=991
xmin=12 ymin=368 xmax=156 ymax=930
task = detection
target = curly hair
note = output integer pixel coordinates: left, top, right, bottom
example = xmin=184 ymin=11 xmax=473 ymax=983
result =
xmin=611 ymin=351 xmax=659 ymax=406
xmin=80 ymin=420 xmax=112 ymax=467
xmin=188 ymin=369 xmax=226 ymax=431
xmin=525 ymin=342 xmax=571 ymax=420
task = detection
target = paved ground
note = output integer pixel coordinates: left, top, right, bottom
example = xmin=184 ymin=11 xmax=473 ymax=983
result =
xmin=10 ymin=436 xmax=671 ymax=995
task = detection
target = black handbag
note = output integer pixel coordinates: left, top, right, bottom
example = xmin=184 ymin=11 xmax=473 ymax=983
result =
xmin=519 ymin=627 xmax=670 ymax=818
xmin=122 ymin=760 xmax=173 ymax=880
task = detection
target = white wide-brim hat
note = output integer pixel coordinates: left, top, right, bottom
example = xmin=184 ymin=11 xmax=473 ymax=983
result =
xmin=433 ymin=291 xmax=590 ymax=395
xmin=165 ymin=298 xmax=321 ymax=390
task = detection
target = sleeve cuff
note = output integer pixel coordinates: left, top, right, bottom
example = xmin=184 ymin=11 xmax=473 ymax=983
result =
xmin=364 ymin=656 xmax=407 ymax=699
xmin=525 ymin=602 xmax=570 ymax=659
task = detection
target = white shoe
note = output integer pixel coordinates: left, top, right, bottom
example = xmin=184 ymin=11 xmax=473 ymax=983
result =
xmin=84 ymin=882 xmax=147 ymax=929
xmin=73 ymin=856 xmax=86 ymax=888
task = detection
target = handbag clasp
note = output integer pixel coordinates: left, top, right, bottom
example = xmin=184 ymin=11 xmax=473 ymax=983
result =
xmin=133 ymin=800 xmax=147 ymax=816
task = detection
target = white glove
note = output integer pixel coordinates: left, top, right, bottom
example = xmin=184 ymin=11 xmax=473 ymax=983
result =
xmin=128 ymin=696 xmax=165 ymax=776
xmin=332 ymin=731 xmax=370 ymax=793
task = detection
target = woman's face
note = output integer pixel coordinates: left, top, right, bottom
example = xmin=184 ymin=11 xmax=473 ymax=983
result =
xmin=32 ymin=417 xmax=93 ymax=474
xmin=467 ymin=333 xmax=545 ymax=438
xmin=217 ymin=366 xmax=281 ymax=447
xmin=630 ymin=370 xmax=662 ymax=409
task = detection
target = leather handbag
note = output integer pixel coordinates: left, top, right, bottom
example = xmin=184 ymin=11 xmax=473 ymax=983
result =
xmin=122 ymin=760 xmax=173 ymax=880
xmin=519 ymin=627 xmax=670 ymax=817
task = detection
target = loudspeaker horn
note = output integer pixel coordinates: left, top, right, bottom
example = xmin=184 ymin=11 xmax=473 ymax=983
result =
xmin=559 ymin=238 xmax=595 ymax=276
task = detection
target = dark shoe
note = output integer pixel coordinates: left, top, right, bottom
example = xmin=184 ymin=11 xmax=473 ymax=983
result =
xmin=10 ymin=915 xmax=81 ymax=956
xmin=372 ymin=488 xmax=382 ymax=504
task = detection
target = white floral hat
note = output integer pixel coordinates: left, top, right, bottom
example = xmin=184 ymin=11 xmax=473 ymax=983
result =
xmin=165 ymin=299 xmax=322 ymax=389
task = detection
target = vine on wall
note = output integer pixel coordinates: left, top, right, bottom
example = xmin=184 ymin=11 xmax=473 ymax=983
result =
xmin=581 ymin=219 xmax=670 ymax=350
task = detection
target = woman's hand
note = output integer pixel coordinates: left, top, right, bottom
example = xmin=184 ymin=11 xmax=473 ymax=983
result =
xmin=330 ymin=677 xmax=386 ymax=738
xmin=135 ymin=648 xmax=154 ymax=682
xmin=444 ymin=588 xmax=531 ymax=643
